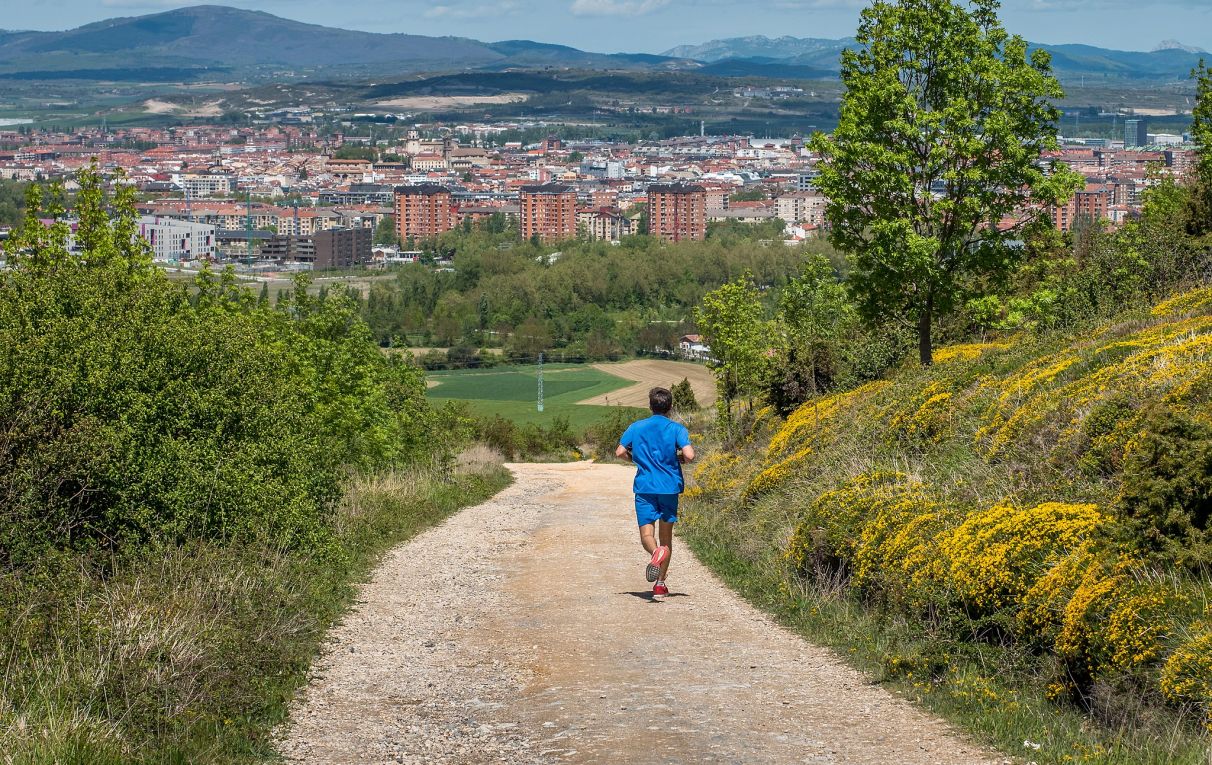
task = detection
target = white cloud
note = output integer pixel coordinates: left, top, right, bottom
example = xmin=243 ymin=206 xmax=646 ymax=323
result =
xmin=424 ymin=1 xmax=518 ymax=18
xmin=569 ymin=0 xmax=670 ymax=17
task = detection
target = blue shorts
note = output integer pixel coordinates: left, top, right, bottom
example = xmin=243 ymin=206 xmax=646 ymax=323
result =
xmin=635 ymin=493 xmax=679 ymax=526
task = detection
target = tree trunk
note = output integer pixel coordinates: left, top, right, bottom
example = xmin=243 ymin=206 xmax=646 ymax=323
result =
xmin=918 ymin=295 xmax=934 ymax=366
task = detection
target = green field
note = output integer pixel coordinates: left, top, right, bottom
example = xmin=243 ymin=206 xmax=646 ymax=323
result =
xmin=426 ymin=364 xmax=642 ymax=430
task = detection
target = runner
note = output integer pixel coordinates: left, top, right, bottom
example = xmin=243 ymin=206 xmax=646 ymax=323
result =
xmin=615 ymin=387 xmax=694 ymax=601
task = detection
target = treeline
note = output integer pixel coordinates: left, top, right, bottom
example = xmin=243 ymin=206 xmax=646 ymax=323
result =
xmin=362 ymin=220 xmax=822 ymax=365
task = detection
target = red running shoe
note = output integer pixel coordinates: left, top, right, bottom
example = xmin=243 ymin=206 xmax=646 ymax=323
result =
xmin=652 ymin=581 xmax=669 ymax=601
xmin=646 ymin=545 xmax=669 ymax=582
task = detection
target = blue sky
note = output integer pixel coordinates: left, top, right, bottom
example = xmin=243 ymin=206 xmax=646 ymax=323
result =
xmin=6 ymin=0 xmax=1212 ymax=54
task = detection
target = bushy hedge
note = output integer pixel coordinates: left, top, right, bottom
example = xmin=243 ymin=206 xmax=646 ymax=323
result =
xmin=0 ymin=168 xmax=450 ymax=565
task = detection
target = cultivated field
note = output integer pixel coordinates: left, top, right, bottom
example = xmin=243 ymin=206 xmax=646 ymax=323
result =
xmin=426 ymin=364 xmax=640 ymax=429
xmin=581 ymin=359 xmax=716 ymax=408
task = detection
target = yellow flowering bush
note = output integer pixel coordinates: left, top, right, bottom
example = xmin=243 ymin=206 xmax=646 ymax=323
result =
xmin=689 ymin=451 xmax=747 ymax=498
xmin=743 ymin=445 xmax=813 ymax=498
xmin=932 ymin=342 xmax=1012 ymax=364
xmin=1151 ymin=286 xmax=1212 ymax=318
xmin=944 ymin=501 xmax=1106 ymax=613
xmin=786 ymin=471 xmax=911 ymax=576
xmin=977 ymin=315 xmax=1212 ymax=461
xmin=767 ymin=381 xmax=888 ymax=457
xmin=851 ymin=481 xmax=955 ymax=604
xmin=1160 ymin=627 xmax=1212 ymax=728
xmin=887 ymin=381 xmax=956 ymax=444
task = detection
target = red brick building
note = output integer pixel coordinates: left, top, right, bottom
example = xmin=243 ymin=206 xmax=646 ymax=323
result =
xmin=647 ymin=183 xmax=707 ymax=241
xmin=394 ymin=184 xmax=454 ymax=242
xmin=519 ymin=183 xmax=576 ymax=242
xmin=1052 ymin=185 xmax=1110 ymax=232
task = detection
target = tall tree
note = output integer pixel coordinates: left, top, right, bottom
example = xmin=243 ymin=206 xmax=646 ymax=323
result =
xmin=1188 ymin=59 xmax=1212 ymax=237
xmin=695 ymin=274 xmax=771 ymax=416
xmin=810 ymin=0 xmax=1082 ymax=365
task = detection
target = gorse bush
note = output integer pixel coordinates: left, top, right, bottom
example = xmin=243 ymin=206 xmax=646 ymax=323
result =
xmin=0 ymin=166 xmax=443 ymax=564
xmin=684 ymin=283 xmax=1212 ymax=757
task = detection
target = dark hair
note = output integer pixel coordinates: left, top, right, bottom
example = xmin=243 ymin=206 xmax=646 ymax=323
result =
xmin=649 ymin=387 xmax=673 ymax=414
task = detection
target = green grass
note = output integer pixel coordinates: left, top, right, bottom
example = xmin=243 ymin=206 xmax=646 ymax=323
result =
xmin=427 ymin=364 xmax=642 ymax=430
xmin=0 ymin=460 xmax=512 ymax=764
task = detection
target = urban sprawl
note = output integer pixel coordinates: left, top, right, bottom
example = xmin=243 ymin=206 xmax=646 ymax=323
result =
xmin=0 ymin=115 xmax=1197 ymax=270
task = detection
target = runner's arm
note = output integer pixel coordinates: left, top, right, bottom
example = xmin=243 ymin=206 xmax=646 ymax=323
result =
xmin=679 ymin=444 xmax=695 ymax=463
xmin=615 ymin=444 xmax=632 ymax=461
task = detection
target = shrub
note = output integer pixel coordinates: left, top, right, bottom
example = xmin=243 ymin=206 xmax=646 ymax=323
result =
xmin=671 ymin=377 xmax=699 ymax=413
xmin=1160 ymin=627 xmax=1212 ymax=729
xmin=943 ymin=501 xmax=1106 ymax=615
xmin=1118 ymin=407 xmax=1212 ymax=569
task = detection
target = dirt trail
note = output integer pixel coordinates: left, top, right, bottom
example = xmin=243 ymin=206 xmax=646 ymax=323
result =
xmin=279 ymin=463 xmax=1001 ymax=764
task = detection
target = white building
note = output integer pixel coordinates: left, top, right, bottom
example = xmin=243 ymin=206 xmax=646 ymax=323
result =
xmin=776 ymin=191 xmax=828 ymax=227
xmin=138 ymin=216 xmax=216 ymax=262
xmin=175 ymin=172 xmax=234 ymax=197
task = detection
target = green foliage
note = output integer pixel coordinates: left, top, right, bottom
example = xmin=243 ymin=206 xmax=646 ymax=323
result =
xmin=475 ymin=414 xmax=580 ymax=461
xmin=0 ymin=464 xmax=511 ymax=764
xmin=585 ymin=406 xmax=642 ymax=461
xmin=728 ymin=188 xmax=767 ymax=202
xmin=809 ymin=0 xmax=1083 ymax=364
xmin=695 ymin=273 xmax=772 ymax=413
xmin=331 ymin=145 xmax=376 ymax=161
xmin=1119 ymin=408 xmax=1212 ymax=569
xmin=671 ymin=377 xmax=699 ymax=413
xmin=374 ymin=214 xmax=399 ymax=246
xmin=359 ymin=221 xmax=811 ymax=352
xmin=0 ymin=177 xmax=27 ymax=226
xmin=1188 ymin=59 xmax=1212 ymax=237
xmin=0 ymin=165 xmax=444 ymax=564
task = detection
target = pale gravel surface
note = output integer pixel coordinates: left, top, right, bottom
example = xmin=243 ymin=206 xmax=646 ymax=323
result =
xmin=278 ymin=462 xmax=1005 ymax=765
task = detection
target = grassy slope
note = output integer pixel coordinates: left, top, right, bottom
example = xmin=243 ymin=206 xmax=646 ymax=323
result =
xmin=0 ymin=459 xmax=512 ymax=764
xmin=681 ymin=287 xmax=1212 ymax=764
xmin=426 ymin=364 xmax=642 ymax=429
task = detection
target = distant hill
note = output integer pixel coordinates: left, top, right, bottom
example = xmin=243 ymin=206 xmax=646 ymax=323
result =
xmin=664 ymin=34 xmax=1209 ymax=83
xmin=0 ymin=5 xmax=685 ymax=79
xmin=0 ymin=6 xmax=1204 ymax=86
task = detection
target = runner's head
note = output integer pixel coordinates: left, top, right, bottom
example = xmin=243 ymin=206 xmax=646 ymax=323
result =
xmin=649 ymin=387 xmax=672 ymax=415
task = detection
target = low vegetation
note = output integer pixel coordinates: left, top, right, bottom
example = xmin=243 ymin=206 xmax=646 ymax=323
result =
xmin=0 ymin=167 xmax=510 ymax=762
xmin=682 ymin=292 xmax=1212 ymax=761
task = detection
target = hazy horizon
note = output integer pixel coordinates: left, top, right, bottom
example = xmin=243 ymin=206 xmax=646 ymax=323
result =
xmin=3 ymin=1 xmax=1210 ymax=56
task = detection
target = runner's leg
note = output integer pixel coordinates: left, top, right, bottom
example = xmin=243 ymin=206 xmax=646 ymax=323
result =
xmin=657 ymin=519 xmax=674 ymax=581
xmin=639 ymin=522 xmax=657 ymax=555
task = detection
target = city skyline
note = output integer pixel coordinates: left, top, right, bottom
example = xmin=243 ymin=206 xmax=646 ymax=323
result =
xmin=3 ymin=0 xmax=1211 ymax=57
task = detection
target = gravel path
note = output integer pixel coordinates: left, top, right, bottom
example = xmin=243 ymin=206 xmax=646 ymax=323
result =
xmin=278 ymin=462 xmax=1002 ymax=765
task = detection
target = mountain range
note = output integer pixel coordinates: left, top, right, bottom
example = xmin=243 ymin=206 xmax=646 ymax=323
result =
xmin=666 ymin=34 xmax=1209 ymax=83
xmin=0 ymin=6 xmax=1205 ymax=84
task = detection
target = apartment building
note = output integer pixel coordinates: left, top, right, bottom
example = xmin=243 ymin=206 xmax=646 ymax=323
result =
xmin=136 ymin=215 xmax=216 ymax=262
xmin=176 ymin=172 xmax=233 ymax=197
xmin=647 ymin=183 xmax=707 ymax=242
xmin=520 ymin=183 xmax=577 ymax=242
xmin=776 ymin=191 xmax=828 ymax=227
xmin=1053 ymin=186 xmax=1110 ymax=232
xmin=577 ymin=207 xmax=634 ymax=242
xmin=259 ymin=227 xmax=372 ymax=269
xmin=394 ymin=184 xmax=455 ymax=242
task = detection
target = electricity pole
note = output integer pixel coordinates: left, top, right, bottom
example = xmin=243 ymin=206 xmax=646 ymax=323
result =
xmin=537 ymin=352 xmax=544 ymax=413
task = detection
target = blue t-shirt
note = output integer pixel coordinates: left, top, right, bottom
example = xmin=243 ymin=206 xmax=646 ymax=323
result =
xmin=619 ymin=414 xmax=692 ymax=495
